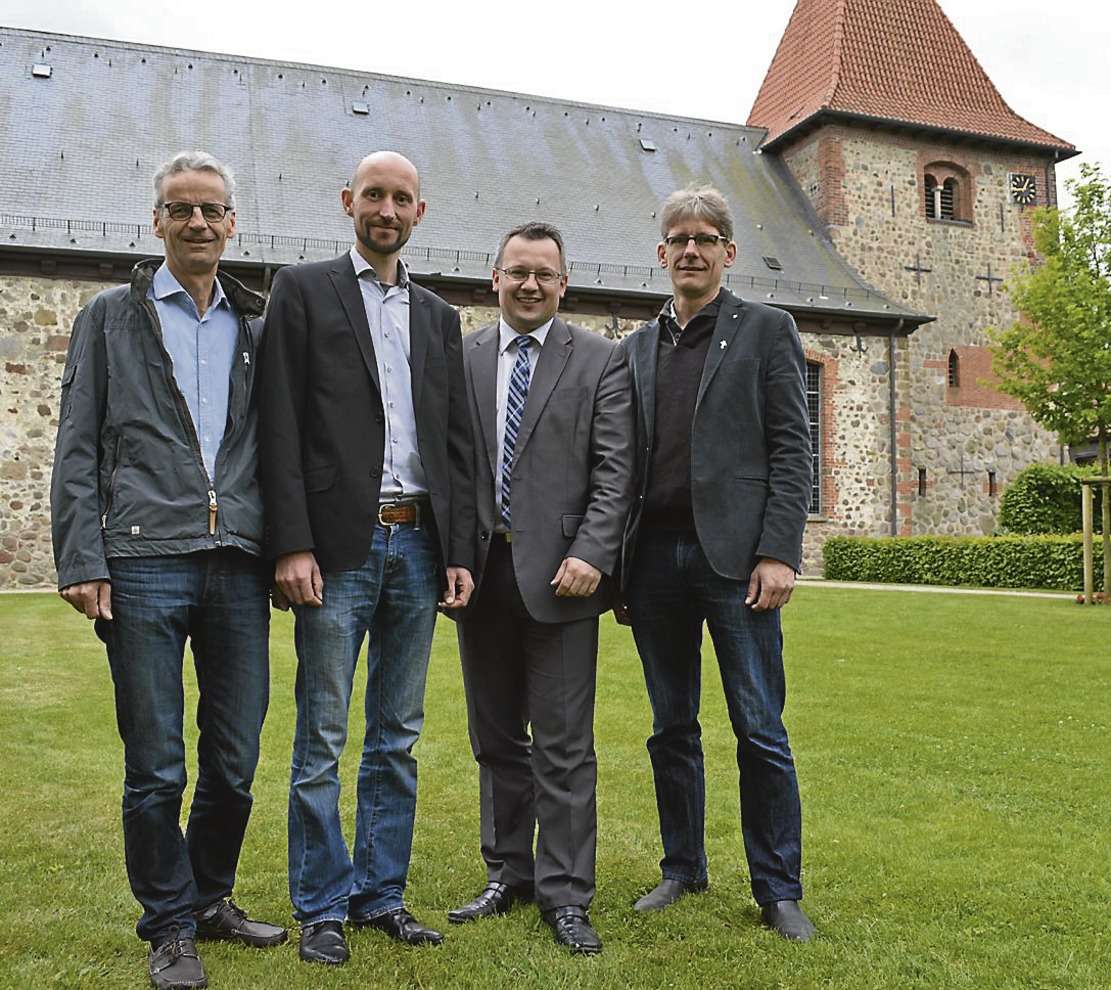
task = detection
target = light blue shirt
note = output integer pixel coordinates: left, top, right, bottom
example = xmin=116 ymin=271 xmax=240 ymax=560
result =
xmin=148 ymin=262 xmax=240 ymax=482
xmin=349 ymin=247 xmax=428 ymax=500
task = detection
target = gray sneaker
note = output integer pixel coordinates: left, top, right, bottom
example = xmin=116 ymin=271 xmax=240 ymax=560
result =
xmin=148 ymin=935 xmax=207 ymax=990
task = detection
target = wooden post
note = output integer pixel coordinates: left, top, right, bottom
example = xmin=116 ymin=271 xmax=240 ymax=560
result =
xmin=1081 ymin=481 xmax=1094 ymax=605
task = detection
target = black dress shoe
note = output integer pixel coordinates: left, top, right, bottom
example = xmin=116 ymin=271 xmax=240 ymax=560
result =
xmin=299 ymin=920 xmax=349 ymax=965
xmin=760 ymin=900 xmax=816 ymax=942
xmin=633 ymin=877 xmax=709 ymax=912
xmin=542 ymin=906 xmax=602 ymax=955
xmin=194 ymin=898 xmax=288 ymax=948
xmin=352 ymin=907 xmax=444 ymax=946
xmin=148 ymin=935 xmax=207 ymax=990
xmin=447 ymin=882 xmax=532 ymax=924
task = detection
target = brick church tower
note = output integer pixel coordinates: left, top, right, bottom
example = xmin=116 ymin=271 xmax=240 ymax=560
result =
xmin=749 ymin=0 xmax=1078 ymax=537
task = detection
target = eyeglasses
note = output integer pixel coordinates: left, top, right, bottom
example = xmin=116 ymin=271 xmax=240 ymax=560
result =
xmin=161 ymin=202 xmax=233 ymax=222
xmin=663 ymin=233 xmax=728 ymax=249
xmin=496 ymin=267 xmax=564 ymax=285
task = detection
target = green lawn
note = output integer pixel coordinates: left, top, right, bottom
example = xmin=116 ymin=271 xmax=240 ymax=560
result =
xmin=1 ymin=589 xmax=1108 ymax=989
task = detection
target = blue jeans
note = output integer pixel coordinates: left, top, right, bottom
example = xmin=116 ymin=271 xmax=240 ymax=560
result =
xmin=100 ymin=550 xmax=271 ymax=943
xmin=626 ymin=529 xmax=803 ymax=906
xmin=288 ymin=521 xmax=441 ymax=925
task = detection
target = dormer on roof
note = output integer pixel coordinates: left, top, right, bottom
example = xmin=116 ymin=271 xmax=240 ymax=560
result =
xmin=747 ymin=0 xmax=1077 ymax=158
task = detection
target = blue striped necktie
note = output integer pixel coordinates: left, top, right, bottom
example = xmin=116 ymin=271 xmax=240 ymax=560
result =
xmin=500 ymin=335 xmax=534 ymax=526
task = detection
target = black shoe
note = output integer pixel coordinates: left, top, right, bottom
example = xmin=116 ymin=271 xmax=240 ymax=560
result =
xmin=194 ymin=898 xmax=288 ymax=948
xmin=633 ymin=878 xmax=709 ymax=912
xmin=542 ymin=906 xmax=602 ymax=955
xmin=760 ymin=900 xmax=816 ymax=942
xmin=352 ymin=907 xmax=444 ymax=946
xmin=447 ymin=882 xmax=533 ymax=924
xmin=299 ymin=920 xmax=349 ymax=965
xmin=148 ymin=935 xmax=207 ymax=990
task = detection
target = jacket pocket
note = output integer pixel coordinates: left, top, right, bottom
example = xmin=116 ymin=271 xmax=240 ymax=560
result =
xmin=304 ymin=464 xmax=337 ymax=494
xmin=58 ymin=364 xmax=77 ymax=422
xmin=562 ymin=513 xmax=585 ymax=538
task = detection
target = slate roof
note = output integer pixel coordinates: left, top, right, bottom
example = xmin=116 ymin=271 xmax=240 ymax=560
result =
xmin=0 ymin=26 xmax=925 ymax=323
xmin=748 ymin=0 xmax=1077 ymax=155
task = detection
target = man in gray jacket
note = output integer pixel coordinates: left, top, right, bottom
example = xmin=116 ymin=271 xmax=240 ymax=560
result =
xmin=51 ymin=152 xmax=285 ymax=990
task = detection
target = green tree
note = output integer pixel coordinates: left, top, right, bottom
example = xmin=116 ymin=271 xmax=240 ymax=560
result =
xmin=991 ymin=162 xmax=1111 ymax=593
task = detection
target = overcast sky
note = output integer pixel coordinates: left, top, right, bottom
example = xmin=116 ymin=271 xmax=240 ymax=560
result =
xmin=5 ymin=0 xmax=1107 ymax=203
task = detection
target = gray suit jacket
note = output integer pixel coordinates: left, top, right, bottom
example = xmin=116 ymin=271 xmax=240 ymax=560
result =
xmin=463 ymin=318 xmax=634 ymax=623
xmin=618 ymin=290 xmax=812 ymax=586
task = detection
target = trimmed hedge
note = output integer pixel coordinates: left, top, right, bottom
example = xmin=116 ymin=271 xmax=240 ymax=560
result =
xmin=999 ymin=463 xmax=1102 ymax=535
xmin=822 ymin=534 xmax=1102 ymax=592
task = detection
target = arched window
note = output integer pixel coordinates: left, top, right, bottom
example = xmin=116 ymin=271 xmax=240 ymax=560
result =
xmin=923 ymin=162 xmax=972 ymax=223
xmin=948 ymin=349 xmax=960 ymax=387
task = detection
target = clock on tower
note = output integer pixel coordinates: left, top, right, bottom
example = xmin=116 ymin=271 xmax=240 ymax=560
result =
xmin=1009 ymin=173 xmax=1037 ymax=206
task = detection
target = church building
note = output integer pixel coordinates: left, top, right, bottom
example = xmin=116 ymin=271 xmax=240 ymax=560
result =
xmin=0 ymin=0 xmax=1078 ymax=588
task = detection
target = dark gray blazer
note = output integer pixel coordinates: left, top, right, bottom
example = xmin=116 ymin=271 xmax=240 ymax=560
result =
xmin=259 ymin=255 xmax=475 ymax=574
xmin=618 ymin=290 xmax=812 ymax=586
xmin=463 ymin=318 xmax=634 ymax=624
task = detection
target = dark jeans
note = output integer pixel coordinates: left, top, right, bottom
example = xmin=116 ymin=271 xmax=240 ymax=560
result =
xmin=100 ymin=550 xmax=271 ymax=942
xmin=626 ymin=529 xmax=803 ymax=905
xmin=287 ymin=521 xmax=441 ymax=925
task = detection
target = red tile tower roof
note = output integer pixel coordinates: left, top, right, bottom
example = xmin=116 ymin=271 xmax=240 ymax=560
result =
xmin=747 ymin=0 xmax=1076 ymax=156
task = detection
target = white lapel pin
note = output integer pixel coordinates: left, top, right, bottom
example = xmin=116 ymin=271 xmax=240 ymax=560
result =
xmin=719 ymin=340 xmax=728 ymax=350
xmin=243 ymin=351 xmax=250 ymax=365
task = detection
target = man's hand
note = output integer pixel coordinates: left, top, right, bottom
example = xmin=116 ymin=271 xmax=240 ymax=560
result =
xmin=550 ymin=557 xmax=602 ymax=598
xmin=745 ymin=558 xmax=796 ymax=612
xmin=60 ymin=580 xmax=113 ymax=620
xmin=276 ymin=551 xmax=323 ymax=607
xmin=440 ymin=566 xmax=474 ymax=609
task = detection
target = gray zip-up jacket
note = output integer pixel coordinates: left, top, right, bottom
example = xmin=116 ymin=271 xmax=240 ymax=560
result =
xmin=50 ymin=259 xmax=266 ymax=590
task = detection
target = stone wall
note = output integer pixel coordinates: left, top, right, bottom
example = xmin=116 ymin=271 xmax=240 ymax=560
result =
xmin=0 ymin=276 xmax=645 ymax=590
xmin=1 ymin=276 xmax=103 ymax=589
xmin=782 ymin=124 xmax=1061 ymax=540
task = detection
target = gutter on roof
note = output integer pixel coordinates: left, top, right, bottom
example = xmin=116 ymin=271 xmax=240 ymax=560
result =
xmin=760 ymin=109 xmax=1079 ymax=161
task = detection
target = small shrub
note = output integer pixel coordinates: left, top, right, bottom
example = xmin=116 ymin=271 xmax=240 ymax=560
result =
xmin=999 ymin=463 xmax=1101 ymax=535
xmin=822 ymin=534 xmax=1101 ymax=592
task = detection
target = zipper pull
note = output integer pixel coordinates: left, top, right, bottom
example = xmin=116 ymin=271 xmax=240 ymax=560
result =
xmin=208 ymin=489 xmax=218 ymax=536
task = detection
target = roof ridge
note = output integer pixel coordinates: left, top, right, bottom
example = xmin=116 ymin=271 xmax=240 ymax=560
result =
xmin=1 ymin=24 xmax=760 ymax=132
xmin=825 ymin=0 xmax=848 ymax=106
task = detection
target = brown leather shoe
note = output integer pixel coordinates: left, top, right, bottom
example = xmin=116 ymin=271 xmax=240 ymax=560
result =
xmin=148 ymin=935 xmax=207 ymax=990
xmin=542 ymin=906 xmax=602 ymax=955
xmin=194 ymin=898 xmax=288 ymax=948
xmin=447 ymin=882 xmax=533 ymax=924
xmin=352 ymin=907 xmax=444 ymax=946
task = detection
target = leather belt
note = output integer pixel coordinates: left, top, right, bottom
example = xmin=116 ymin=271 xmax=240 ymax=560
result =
xmin=377 ymin=500 xmax=425 ymax=526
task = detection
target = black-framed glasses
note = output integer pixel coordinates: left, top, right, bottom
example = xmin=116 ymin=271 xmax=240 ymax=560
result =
xmin=496 ymin=267 xmax=564 ymax=285
xmin=663 ymin=233 xmax=728 ymax=249
xmin=161 ymin=202 xmax=233 ymax=222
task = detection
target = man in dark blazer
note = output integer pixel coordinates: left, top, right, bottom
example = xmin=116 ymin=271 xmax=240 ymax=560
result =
xmin=259 ymin=151 xmax=475 ymax=965
xmin=447 ymin=222 xmax=633 ymax=954
xmin=617 ymin=186 xmax=816 ymax=941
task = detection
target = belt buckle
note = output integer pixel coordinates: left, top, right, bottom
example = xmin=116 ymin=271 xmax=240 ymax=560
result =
xmin=377 ymin=502 xmax=396 ymax=527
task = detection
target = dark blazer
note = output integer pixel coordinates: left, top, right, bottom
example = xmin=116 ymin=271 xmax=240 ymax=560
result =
xmin=259 ymin=254 xmax=475 ymax=574
xmin=618 ymin=290 xmax=812 ymax=585
xmin=463 ymin=318 xmax=634 ymax=624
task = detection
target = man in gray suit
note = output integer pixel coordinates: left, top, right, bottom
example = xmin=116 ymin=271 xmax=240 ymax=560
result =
xmin=618 ymin=186 xmax=816 ymax=941
xmin=448 ymin=222 xmax=633 ymax=954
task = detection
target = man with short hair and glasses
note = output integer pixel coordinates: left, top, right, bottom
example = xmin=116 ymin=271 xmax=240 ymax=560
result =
xmin=51 ymin=151 xmax=286 ymax=990
xmin=259 ymin=151 xmax=476 ymax=965
xmin=446 ymin=221 xmax=633 ymax=954
xmin=616 ymin=185 xmax=816 ymax=941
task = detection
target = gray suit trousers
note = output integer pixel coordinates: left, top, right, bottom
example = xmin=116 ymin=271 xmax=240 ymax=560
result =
xmin=457 ymin=537 xmax=598 ymax=911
